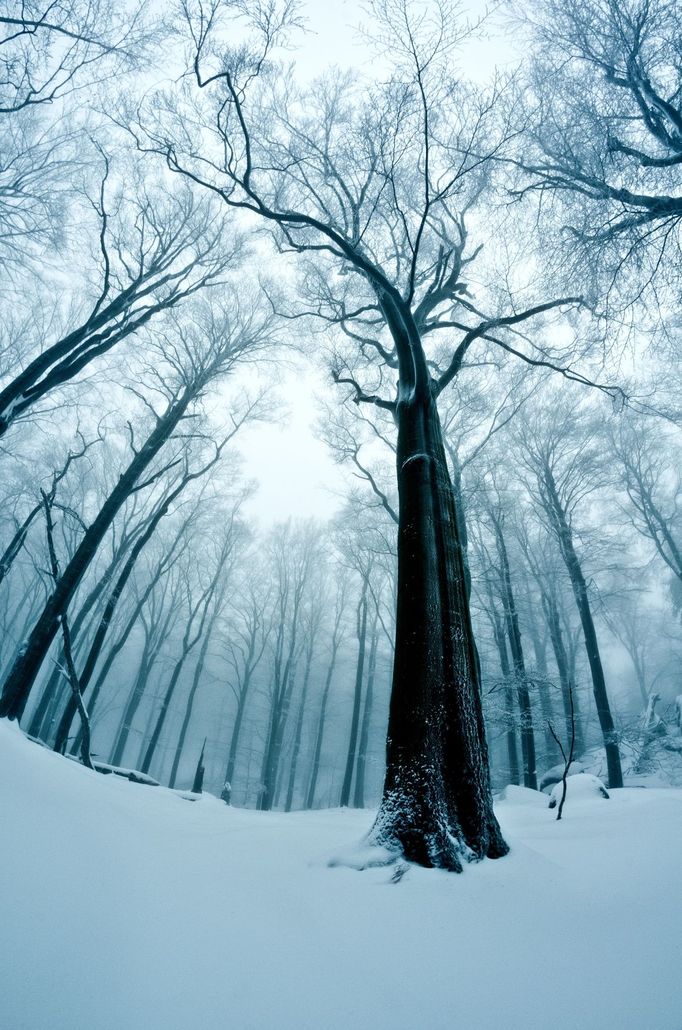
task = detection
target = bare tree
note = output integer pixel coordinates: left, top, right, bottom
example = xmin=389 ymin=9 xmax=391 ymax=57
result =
xmin=0 ymin=0 xmax=151 ymax=113
xmin=517 ymin=398 xmax=624 ymax=786
xmin=613 ymin=418 xmax=682 ymax=583
xmin=219 ymin=575 xmax=271 ymax=802
xmin=511 ymin=0 xmax=682 ymax=311
xmin=0 ymin=178 xmax=232 ymax=436
xmin=128 ymin=0 xmax=613 ymax=867
xmin=0 ymin=296 xmax=277 ymax=721
xmin=167 ymin=506 xmax=245 ymax=787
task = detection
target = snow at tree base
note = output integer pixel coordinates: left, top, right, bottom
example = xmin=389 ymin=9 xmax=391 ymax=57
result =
xmin=2 ymin=721 xmax=681 ymax=1030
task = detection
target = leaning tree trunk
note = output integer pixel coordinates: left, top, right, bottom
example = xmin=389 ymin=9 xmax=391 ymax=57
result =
xmin=0 ymin=391 xmax=193 ymax=722
xmin=370 ymin=391 xmax=507 ymax=870
xmin=109 ymin=630 xmax=159 ymax=768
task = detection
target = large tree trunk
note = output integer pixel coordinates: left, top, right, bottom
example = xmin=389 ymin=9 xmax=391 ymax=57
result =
xmin=370 ymin=393 xmax=507 ymax=870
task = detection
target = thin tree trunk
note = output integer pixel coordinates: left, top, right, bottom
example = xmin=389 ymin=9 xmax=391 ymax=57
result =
xmin=168 ymin=600 xmax=223 ymax=789
xmin=353 ymin=614 xmax=379 ymax=809
xmin=488 ymin=598 xmax=521 ymax=786
xmin=284 ymin=640 xmax=314 ymax=812
xmin=493 ymin=518 xmax=537 ymax=790
xmin=305 ymin=642 xmax=340 ymax=810
xmin=541 ymin=465 xmax=623 ymax=787
xmin=340 ymin=581 xmax=369 ymax=807
xmin=543 ymin=589 xmax=585 ymax=757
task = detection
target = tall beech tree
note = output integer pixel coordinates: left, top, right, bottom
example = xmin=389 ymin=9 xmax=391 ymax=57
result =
xmin=131 ymin=0 xmax=617 ymax=869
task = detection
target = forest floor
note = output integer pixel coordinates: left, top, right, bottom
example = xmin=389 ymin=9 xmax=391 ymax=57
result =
xmin=1 ymin=720 xmax=681 ymax=1030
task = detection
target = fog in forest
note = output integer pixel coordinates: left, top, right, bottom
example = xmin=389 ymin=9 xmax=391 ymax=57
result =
xmin=1 ymin=1 xmax=681 ymax=1026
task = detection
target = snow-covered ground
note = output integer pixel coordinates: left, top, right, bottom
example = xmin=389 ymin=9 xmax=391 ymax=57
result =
xmin=2 ymin=721 xmax=681 ymax=1030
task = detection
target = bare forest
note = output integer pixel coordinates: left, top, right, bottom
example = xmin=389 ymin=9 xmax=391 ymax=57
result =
xmin=1 ymin=2 xmax=681 ymax=1027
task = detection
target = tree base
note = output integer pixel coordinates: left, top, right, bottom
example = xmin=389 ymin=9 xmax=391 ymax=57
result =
xmin=368 ymin=788 xmax=509 ymax=873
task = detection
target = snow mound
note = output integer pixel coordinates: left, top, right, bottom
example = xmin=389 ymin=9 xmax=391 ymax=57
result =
xmin=549 ymin=773 xmax=609 ymax=808
xmin=539 ymin=760 xmax=585 ymax=792
xmin=497 ymin=784 xmax=547 ymax=806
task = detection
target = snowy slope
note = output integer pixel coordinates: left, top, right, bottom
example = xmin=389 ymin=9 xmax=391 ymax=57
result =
xmin=1 ymin=721 xmax=681 ymax=1030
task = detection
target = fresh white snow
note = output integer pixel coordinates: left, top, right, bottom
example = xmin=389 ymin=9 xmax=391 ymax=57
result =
xmin=2 ymin=719 xmax=681 ymax=1030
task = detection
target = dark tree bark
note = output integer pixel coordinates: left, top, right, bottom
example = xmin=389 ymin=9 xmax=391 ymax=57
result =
xmin=41 ymin=490 xmax=94 ymax=770
xmin=353 ymin=612 xmax=379 ymax=809
xmin=53 ymin=468 xmax=214 ymax=755
xmin=0 ymin=388 xmax=198 ymax=722
xmin=539 ymin=463 xmax=623 ymax=788
xmin=26 ymin=533 xmax=138 ymax=741
xmin=191 ymin=739 xmax=207 ymax=794
xmin=340 ymin=578 xmax=369 ymax=807
xmin=372 ymin=390 xmax=507 ymax=869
